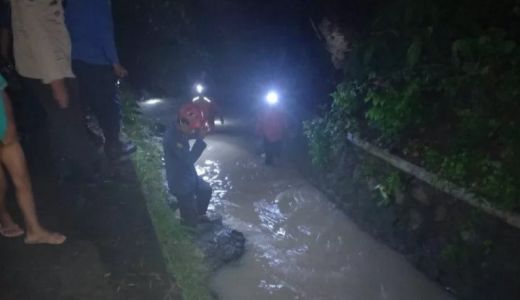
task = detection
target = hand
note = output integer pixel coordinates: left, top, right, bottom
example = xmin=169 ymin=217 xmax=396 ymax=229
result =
xmin=113 ymin=63 xmax=128 ymax=78
xmin=197 ymin=126 xmax=209 ymax=139
xmin=50 ymin=79 xmax=69 ymax=108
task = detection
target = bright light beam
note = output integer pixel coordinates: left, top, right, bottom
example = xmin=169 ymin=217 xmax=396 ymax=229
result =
xmin=142 ymin=98 xmax=163 ymax=106
xmin=266 ymin=91 xmax=279 ymax=105
xmin=196 ymin=84 xmax=204 ymax=94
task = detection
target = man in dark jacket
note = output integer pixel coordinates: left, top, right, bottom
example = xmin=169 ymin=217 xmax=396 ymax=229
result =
xmin=164 ymin=103 xmax=212 ymax=226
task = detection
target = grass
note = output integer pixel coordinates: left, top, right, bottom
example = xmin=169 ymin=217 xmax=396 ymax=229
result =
xmin=121 ymin=88 xmax=212 ymax=300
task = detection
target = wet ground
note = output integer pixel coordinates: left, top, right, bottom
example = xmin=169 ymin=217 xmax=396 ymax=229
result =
xmin=140 ymin=98 xmax=456 ymax=300
xmin=0 ymin=126 xmax=178 ymax=299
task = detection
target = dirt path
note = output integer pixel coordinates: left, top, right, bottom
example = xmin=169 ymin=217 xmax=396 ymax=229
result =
xmin=0 ymin=129 xmax=179 ymax=299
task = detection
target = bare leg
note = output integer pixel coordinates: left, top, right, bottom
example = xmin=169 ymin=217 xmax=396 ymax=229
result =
xmin=1 ymin=142 xmax=65 ymax=245
xmin=0 ymin=159 xmax=24 ymax=237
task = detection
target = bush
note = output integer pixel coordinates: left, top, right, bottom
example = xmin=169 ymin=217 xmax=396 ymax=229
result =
xmin=305 ymin=0 xmax=520 ymax=211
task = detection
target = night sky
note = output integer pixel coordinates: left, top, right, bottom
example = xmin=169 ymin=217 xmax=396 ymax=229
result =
xmin=113 ymin=0 xmax=347 ymax=109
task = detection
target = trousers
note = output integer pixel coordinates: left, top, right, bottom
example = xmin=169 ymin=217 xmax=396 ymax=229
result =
xmin=176 ymin=179 xmax=212 ymax=226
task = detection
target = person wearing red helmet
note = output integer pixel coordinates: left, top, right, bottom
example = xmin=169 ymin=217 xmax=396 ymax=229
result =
xmin=192 ymin=84 xmax=224 ymax=131
xmin=163 ymin=103 xmax=212 ymax=226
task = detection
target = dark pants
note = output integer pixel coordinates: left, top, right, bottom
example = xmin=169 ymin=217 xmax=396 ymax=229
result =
xmin=264 ymin=138 xmax=282 ymax=165
xmin=8 ymin=83 xmax=47 ymax=137
xmin=176 ymin=179 xmax=212 ymax=226
xmin=72 ymin=60 xmax=121 ymax=145
xmin=21 ymin=77 xmax=98 ymax=177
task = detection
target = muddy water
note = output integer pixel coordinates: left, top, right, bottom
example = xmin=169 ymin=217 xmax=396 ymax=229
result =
xmin=197 ymin=134 xmax=454 ymax=300
xmin=139 ymin=100 xmax=453 ymax=300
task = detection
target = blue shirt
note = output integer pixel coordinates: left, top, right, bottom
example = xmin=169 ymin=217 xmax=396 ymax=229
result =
xmin=65 ymin=0 xmax=119 ymax=65
xmin=0 ymin=1 xmax=10 ymax=30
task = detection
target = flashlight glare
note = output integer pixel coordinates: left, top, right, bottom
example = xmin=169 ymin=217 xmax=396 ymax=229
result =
xmin=196 ymin=84 xmax=204 ymax=94
xmin=266 ymin=91 xmax=279 ymax=105
xmin=142 ymin=98 xmax=163 ymax=106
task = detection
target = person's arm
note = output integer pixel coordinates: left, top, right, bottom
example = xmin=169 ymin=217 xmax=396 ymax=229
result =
xmin=189 ymin=138 xmax=207 ymax=164
xmin=213 ymin=101 xmax=224 ymax=124
xmin=164 ymin=129 xmax=207 ymax=166
xmin=49 ymin=79 xmax=69 ymax=108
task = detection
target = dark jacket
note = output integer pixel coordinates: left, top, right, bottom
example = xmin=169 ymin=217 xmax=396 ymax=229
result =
xmin=163 ymin=123 xmax=206 ymax=195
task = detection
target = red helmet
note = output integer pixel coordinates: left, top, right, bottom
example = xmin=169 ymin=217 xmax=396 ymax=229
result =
xmin=178 ymin=102 xmax=205 ymax=129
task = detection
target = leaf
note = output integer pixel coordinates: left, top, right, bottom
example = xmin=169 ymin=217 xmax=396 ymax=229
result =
xmin=452 ymin=39 xmax=472 ymax=67
xmin=478 ymin=35 xmax=491 ymax=45
xmin=406 ymin=39 xmax=422 ymax=68
xmin=363 ymin=42 xmax=376 ymax=66
xmin=503 ymin=40 xmax=517 ymax=54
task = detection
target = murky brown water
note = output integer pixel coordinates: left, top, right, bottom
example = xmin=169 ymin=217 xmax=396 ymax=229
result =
xmin=197 ymin=134 xmax=454 ymax=300
xmin=140 ymin=100 xmax=454 ymax=300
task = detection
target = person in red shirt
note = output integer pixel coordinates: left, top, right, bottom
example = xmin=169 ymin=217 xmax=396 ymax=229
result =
xmin=256 ymin=91 xmax=288 ymax=165
xmin=192 ymin=84 xmax=223 ymax=131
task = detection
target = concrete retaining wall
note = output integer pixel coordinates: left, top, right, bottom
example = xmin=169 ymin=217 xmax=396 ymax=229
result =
xmin=289 ymin=135 xmax=520 ymax=300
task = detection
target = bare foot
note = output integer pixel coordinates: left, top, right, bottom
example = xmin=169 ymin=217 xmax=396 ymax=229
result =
xmin=25 ymin=230 xmax=66 ymax=245
xmin=0 ymin=213 xmax=24 ymax=238
xmin=0 ymin=224 xmax=25 ymax=238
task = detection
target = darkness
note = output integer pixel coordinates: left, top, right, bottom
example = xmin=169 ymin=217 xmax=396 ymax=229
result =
xmin=112 ymin=0 xmax=351 ymax=111
xmin=1 ymin=1 xmax=520 ymax=299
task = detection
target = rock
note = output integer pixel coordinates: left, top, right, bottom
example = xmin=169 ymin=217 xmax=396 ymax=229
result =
xmin=366 ymin=177 xmax=377 ymax=190
xmin=460 ymin=229 xmax=478 ymax=243
xmin=409 ymin=209 xmax=423 ymax=231
xmin=411 ymin=186 xmax=430 ymax=206
xmin=394 ymin=189 xmax=405 ymax=205
xmin=193 ymin=217 xmax=246 ymax=271
xmin=166 ymin=194 xmax=178 ymax=211
xmin=434 ymin=206 xmax=447 ymax=222
xmin=152 ymin=122 xmax=166 ymax=137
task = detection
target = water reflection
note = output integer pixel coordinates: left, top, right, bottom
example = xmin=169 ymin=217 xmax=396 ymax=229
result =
xmin=196 ymin=160 xmax=233 ymax=213
xmin=139 ymin=98 xmax=453 ymax=300
xmin=198 ymin=135 xmax=454 ymax=300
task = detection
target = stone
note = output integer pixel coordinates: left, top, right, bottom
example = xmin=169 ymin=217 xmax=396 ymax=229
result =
xmin=394 ymin=189 xmax=405 ymax=205
xmin=411 ymin=186 xmax=430 ymax=206
xmin=152 ymin=122 xmax=166 ymax=137
xmin=434 ymin=206 xmax=447 ymax=222
xmin=460 ymin=229 xmax=478 ymax=243
xmin=193 ymin=217 xmax=246 ymax=271
xmin=366 ymin=177 xmax=377 ymax=190
xmin=409 ymin=209 xmax=423 ymax=231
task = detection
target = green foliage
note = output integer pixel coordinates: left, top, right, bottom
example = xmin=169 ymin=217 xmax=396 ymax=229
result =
xmin=441 ymin=244 xmax=465 ymax=263
xmin=303 ymin=117 xmax=332 ymax=167
xmin=121 ymin=87 xmax=212 ymax=300
xmin=375 ymin=171 xmax=402 ymax=207
xmin=305 ymin=0 xmax=520 ymax=211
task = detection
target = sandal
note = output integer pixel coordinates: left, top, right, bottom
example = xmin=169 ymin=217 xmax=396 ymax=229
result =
xmin=0 ymin=224 xmax=25 ymax=238
xmin=24 ymin=232 xmax=66 ymax=245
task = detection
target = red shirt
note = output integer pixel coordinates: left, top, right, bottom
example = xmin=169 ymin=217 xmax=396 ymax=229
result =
xmin=193 ymin=97 xmax=217 ymax=120
xmin=256 ymin=107 xmax=288 ymax=142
